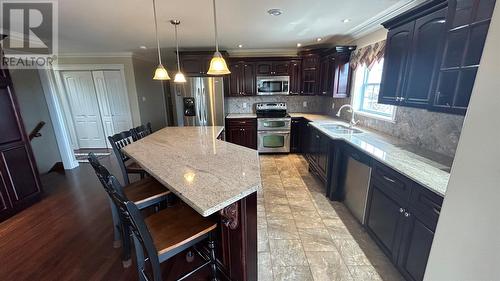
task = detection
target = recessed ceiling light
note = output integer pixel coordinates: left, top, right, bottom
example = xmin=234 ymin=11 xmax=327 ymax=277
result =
xmin=296 ymin=43 xmax=302 ymax=47
xmin=139 ymin=45 xmax=147 ymax=49
xmin=342 ymin=19 xmax=351 ymax=23
xmin=316 ymin=37 xmax=322 ymax=42
xmin=238 ymin=44 xmax=243 ymax=48
xmin=267 ymin=9 xmax=283 ymax=16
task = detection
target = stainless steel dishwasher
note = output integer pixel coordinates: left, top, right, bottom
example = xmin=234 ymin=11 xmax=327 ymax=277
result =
xmin=341 ymin=146 xmax=372 ymax=225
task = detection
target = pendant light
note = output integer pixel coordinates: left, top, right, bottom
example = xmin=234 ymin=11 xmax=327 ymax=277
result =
xmin=152 ymin=0 xmax=170 ymax=80
xmin=170 ymin=20 xmax=186 ymax=83
xmin=207 ymin=0 xmax=230 ymax=75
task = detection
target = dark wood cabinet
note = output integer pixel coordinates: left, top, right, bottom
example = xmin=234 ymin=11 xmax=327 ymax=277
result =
xmin=228 ymin=61 xmax=255 ymax=96
xmin=430 ymin=0 xmax=496 ymax=114
xmin=380 ymin=0 xmax=495 ymax=114
xmin=300 ymin=52 xmax=320 ymax=95
xmin=290 ymin=118 xmax=305 ymax=153
xmin=225 ymin=118 xmax=257 ymax=150
xmin=289 ymin=60 xmax=302 ymax=95
xmin=256 ymin=61 xmax=289 ymax=76
xmin=0 ymin=41 xmax=43 ymax=222
xmin=366 ymin=160 xmax=443 ymax=281
xmin=332 ymin=53 xmax=352 ymax=98
xmin=318 ymin=55 xmax=335 ymax=96
xmin=306 ymin=126 xmax=330 ymax=183
xmin=179 ymin=51 xmax=228 ymax=76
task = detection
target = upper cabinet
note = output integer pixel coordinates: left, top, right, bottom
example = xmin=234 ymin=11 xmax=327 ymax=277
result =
xmin=256 ymin=61 xmax=290 ymax=76
xmin=179 ymin=51 xmax=228 ymax=76
xmin=332 ymin=52 xmax=353 ymax=98
xmin=379 ymin=0 xmax=496 ymax=115
xmin=289 ymin=59 xmax=302 ymax=95
xmin=228 ymin=60 xmax=256 ymax=96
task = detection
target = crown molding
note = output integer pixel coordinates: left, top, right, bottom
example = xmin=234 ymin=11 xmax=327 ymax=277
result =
xmin=345 ymin=0 xmax=427 ymax=42
xmin=227 ymin=48 xmax=298 ymax=57
xmin=57 ymin=52 xmax=133 ymax=58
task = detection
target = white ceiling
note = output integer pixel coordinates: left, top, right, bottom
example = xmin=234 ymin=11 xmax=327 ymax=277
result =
xmin=56 ymin=0 xmax=420 ymax=54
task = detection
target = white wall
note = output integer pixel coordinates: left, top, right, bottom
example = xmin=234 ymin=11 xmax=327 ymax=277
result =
xmin=424 ymin=2 xmax=500 ymax=280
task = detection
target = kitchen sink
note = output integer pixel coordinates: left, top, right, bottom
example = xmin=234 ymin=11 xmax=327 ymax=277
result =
xmin=321 ymin=124 xmax=364 ymax=134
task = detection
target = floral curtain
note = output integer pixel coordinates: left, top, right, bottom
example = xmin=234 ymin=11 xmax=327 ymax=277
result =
xmin=350 ymin=40 xmax=386 ymax=70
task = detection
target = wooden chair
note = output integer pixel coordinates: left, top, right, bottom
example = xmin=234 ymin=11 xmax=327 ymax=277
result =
xmin=131 ymin=122 xmax=153 ymax=141
xmin=88 ymin=153 xmax=171 ymax=267
xmin=107 ymin=175 xmax=221 ymax=281
xmin=108 ymin=130 xmax=145 ymax=185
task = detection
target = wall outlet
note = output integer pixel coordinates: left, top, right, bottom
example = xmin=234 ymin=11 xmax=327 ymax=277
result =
xmin=243 ymin=102 xmax=248 ymax=109
xmin=303 ymin=101 xmax=308 ymax=107
xmin=142 ymin=96 xmax=147 ymax=102
xmin=331 ymin=102 xmax=335 ymax=109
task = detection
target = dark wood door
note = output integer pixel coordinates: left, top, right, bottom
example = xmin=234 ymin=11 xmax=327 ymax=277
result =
xmin=319 ymin=56 xmax=334 ymax=96
xmin=289 ymin=60 xmax=302 ymax=95
xmin=228 ymin=63 xmax=242 ymax=96
xmin=333 ymin=53 xmax=352 ymax=98
xmin=273 ymin=61 xmax=290 ymax=75
xmin=241 ymin=126 xmax=257 ymax=150
xmin=181 ymin=56 xmax=206 ymax=75
xmin=290 ymin=118 xmax=303 ymax=153
xmin=225 ymin=119 xmax=257 ymax=150
xmin=241 ymin=63 xmax=255 ymax=96
xmin=430 ymin=0 xmax=495 ymax=114
xmin=0 ymin=167 xmax=12 ymax=218
xmin=397 ymin=211 xmax=436 ymax=281
xmin=256 ymin=62 xmax=272 ymax=75
xmin=366 ymin=181 xmax=405 ymax=261
xmin=316 ymin=132 xmax=330 ymax=180
xmin=402 ymin=7 xmax=448 ymax=107
xmin=379 ymin=21 xmax=415 ymax=105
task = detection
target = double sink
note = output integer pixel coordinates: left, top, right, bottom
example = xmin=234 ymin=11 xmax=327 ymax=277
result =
xmin=320 ymin=124 xmax=364 ymax=135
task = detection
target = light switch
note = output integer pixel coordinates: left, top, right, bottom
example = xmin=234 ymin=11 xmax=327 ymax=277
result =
xmin=243 ymin=102 xmax=248 ymax=109
xmin=303 ymin=101 xmax=308 ymax=107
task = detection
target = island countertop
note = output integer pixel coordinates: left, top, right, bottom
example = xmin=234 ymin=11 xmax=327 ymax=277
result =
xmin=122 ymin=126 xmax=261 ymax=217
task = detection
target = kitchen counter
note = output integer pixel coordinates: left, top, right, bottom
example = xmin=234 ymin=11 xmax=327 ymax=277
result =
xmin=308 ymin=119 xmax=450 ymax=196
xmin=123 ymin=126 xmax=261 ymax=216
xmin=226 ymin=113 xmax=257 ymax=119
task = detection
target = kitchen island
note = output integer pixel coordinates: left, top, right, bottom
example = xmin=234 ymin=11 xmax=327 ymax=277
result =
xmin=123 ymin=126 xmax=261 ymax=281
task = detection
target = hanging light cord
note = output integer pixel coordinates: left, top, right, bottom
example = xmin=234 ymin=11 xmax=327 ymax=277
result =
xmin=175 ymin=24 xmax=181 ymax=72
xmin=212 ymin=0 xmax=219 ymax=52
xmin=152 ymin=0 xmax=162 ymax=64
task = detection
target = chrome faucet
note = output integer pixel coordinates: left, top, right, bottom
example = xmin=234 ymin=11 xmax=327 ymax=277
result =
xmin=336 ymin=104 xmax=359 ymax=127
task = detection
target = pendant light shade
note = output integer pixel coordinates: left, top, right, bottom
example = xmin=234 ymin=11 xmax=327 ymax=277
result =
xmin=171 ymin=20 xmax=186 ymax=83
xmin=152 ymin=0 xmax=170 ymax=80
xmin=207 ymin=0 xmax=230 ymax=75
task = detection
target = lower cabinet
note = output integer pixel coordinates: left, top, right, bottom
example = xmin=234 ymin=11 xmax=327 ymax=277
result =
xmin=290 ymin=118 xmax=305 ymax=153
xmin=225 ymin=118 xmax=257 ymax=150
xmin=366 ymin=161 xmax=443 ymax=281
xmin=305 ymin=125 xmax=330 ymax=183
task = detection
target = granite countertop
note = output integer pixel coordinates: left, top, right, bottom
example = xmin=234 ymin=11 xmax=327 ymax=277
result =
xmin=123 ymin=126 xmax=261 ymax=217
xmin=307 ymin=119 xmax=450 ymax=196
xmin=226 ymin=113 xmax=257 ymax=119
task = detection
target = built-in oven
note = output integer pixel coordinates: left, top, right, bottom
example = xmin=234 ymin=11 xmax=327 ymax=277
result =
xmin=257 ymin=118 xmax=291 ymax=153
xmin=256 ymin=76 xmax=290 ymax=95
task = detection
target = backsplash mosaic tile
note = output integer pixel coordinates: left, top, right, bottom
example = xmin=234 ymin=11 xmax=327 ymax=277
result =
xmin=225 ymin=96 xmax=331 ymax=114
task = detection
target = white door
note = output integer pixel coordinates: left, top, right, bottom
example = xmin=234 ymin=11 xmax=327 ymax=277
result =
xmin=102 ymin=70 xmax=133 ymax=133
xmin=61 ymin=71 xmax=107 ymax=148
xmin=92 ymin=71 xmax=114 ymax=147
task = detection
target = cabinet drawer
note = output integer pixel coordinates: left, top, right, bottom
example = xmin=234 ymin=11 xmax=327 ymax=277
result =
xmin=409 ymin=184 xmax=443 ymax=226
xmin=371 ymin=161 xmax=412 ymax=201
xmin=226 ymin=118 xmax=256 ymax=127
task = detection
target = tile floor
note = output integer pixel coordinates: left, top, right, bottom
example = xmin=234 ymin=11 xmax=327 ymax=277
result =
xmin=257 ymin=154 xmax=404 ymax=281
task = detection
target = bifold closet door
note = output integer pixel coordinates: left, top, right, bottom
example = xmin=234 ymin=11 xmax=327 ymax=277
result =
xmin=92 ymin=70 xmax=132 ymax=135
xmin=61 ymin=71 xmax=107 ymax=148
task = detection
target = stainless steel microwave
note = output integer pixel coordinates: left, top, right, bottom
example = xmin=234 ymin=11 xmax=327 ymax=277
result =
xmin=256 ymin=76 xmax=290 ymax=95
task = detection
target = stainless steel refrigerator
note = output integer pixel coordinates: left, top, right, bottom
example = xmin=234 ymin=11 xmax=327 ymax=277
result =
xmin=173 ymin=77 xmax=225 ymax=126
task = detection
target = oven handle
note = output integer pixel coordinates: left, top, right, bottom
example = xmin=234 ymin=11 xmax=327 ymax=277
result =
xmin=258 ymin=131 xmax=291 ymax=135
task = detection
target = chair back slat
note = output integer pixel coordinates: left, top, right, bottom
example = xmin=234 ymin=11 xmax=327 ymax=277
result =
xmin=131 ymin=122 xmax=153 ymax=141
xmin=88 ymin=153 xmax=126 ymax=198
xmin=108 ymin=130 xmax=134 ymax=184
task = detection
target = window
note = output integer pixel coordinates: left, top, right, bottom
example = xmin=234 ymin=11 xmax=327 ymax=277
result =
xmin=352 ymin=59 xmax=395 ymax=120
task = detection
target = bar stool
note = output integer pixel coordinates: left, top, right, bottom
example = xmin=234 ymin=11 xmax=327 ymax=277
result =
xmin=107 ymin=175 xmax=221 ymax=281
xmin=88 ymin=153 xmax=171 ymax=267
xmin=131 ymin=122 xmax=153 ymax=141
xmin=108 ymin=130 xmax=145 ymax=185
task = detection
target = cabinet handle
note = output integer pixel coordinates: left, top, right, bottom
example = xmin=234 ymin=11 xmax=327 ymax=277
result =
xmin=400 ymin=97 xmax=405 ymax=101
xmin=383 ymin=175 xmax=396 ymax=183
xmin=239 ymin=121 xmax=247 ymax=124
xmin=315 ymin=135 xmax=320 ymax=139
xmin=404 ymin=212 xmax=410 ymax=218
xmin=242 ymin=128 xmax=245 ymax=131
xmin=322 ymin=91 xmax=326 ymax=94
xmin=399 ymin=208 xmax=404 ymax=213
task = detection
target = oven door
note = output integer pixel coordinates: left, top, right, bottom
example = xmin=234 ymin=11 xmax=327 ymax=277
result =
xmin=258 ymin=131 xmax=290 ymax=153
xmin=257 ymin=118 xmax=291 ymax=131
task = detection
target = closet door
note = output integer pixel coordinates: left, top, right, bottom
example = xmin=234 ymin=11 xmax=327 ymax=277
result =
xmin=92 ymin=71 xmax=114 ymax=146
xmin=102 ymin=71 xmax=132 ymax=133
xmin=61 ymin=71 xmax=107 ymax=148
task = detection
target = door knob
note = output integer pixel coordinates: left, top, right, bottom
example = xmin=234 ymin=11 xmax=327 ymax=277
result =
xmin=404 ymin=212 xmax=410 ymax=217
xmin=399 ymin=208 xmax=404 ymax=213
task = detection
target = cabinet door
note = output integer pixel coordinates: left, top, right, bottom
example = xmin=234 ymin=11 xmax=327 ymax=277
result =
xmin=228 ymin=63 xmax=242 ymax=96
xmin=273 ymin=61 xmax=290 ymax=75
xmin=289 ymin=60 xmax=302 ymax=95
xmin=366 ymin=181 xmax=405 ymax=261
xmin=290 ymin=118 xmax=302 ymax=153
xmin=241 ymin=126 xmax=257 ymax=150
xmin=256 ymin=62 xmax=272 ymax=75
xmin=0 ymin=87 xmax=23 ymax=145
xmin=181 ymin=56 xmax=205 ymax=75
xmin=319 ymin=56 xmax=334 ymax=96
xmin=0 ymin=166 xmax=13 ymax=219
xmin=402 ymin=8 xmax=448 ymax=107
xmin=397 ymin=211 xmax=436 ymax=281
xmin=333 ymin=54 xmax=351 ymax=98
xmin=316 ymin=132 xmax=330 ymax=180
xmin=379 ymin=21 xmax=415 ymax=105
xmin=241 ymin=63 xmax=255 ymax=96
xmin=302 ymin=69 xmax=318 ymax=95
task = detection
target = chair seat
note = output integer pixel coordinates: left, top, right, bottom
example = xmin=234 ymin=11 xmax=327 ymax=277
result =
xmin=125 ymin=161 xmax=144 ymax=173
xmin=124 ymin=177 xmax=170 ymax=207
xmin=145 ymin=204 xmax=217 ymax=256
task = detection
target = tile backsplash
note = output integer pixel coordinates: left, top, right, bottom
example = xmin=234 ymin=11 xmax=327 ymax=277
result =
xmin=225 ymin=95 xmax=331 ymax=114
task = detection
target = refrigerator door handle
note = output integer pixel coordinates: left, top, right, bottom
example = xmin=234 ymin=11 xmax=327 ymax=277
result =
xmin=203 ymin=87 xmax=208 ymax=126
xmin=196 ymin=87 xmax=203 ymax=125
